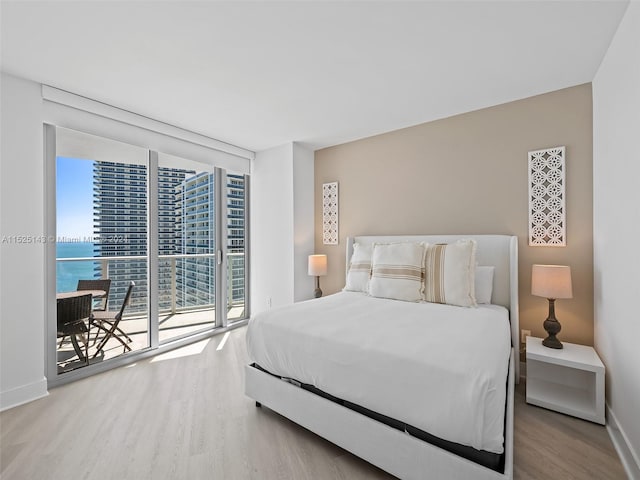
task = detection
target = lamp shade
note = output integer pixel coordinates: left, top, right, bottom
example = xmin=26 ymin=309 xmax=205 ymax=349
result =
xmin=531 ymin=264 xmax=573 ymax=299
xmin=308 ymin=254 xmax=328 ymax=276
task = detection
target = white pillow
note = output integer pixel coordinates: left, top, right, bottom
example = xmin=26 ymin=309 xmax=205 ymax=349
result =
xmin=344 ymin=243 xmax=373 ymax=293
xmin=475 ymin=266 xmax=495 ymax=304
xmin=423 ymin=239 xmax=477 ymax=307
xmin=369 ymin=242 xmax=425 ymax=302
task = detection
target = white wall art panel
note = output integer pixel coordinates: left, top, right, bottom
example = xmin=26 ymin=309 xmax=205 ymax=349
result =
xmin=323 ymin=182 xmax=339 ymax=245
xmin=528 ymin=146 xmax=566 ymax=246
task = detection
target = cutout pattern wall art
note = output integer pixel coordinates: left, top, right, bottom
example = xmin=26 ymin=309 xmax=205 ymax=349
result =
xmin=322 ymin=182 xmax=339 ymax=245
xmin=528 ymin=146 xmax=566 ymax=246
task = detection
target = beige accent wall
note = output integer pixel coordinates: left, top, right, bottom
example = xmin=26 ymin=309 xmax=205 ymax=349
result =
xmin=314 ymin=84 xmax=594 ymax=347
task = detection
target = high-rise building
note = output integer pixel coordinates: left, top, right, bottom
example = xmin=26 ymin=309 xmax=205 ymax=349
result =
xmin=173 ymin=172 xmax=246 ymax=308
xmin=93 ymin=161 xmax=149 ymax=312
xmin=174 ymin=172 xmax=216 ymax=308
xmin=226 ymin=174 xmax=246 ymax=305
xmin=158 ymin=167 xmax=198 ymax=310
xmin=93 ymin=163 xmax=245 ymax=312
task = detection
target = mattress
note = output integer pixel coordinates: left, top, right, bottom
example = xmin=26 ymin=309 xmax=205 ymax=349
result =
xmin=246 ymin=291 xmax=511 ymax=453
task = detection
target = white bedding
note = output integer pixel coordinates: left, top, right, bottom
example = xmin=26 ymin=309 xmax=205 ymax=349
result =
xmin=246 ymin=291 xmax=511 ymax=454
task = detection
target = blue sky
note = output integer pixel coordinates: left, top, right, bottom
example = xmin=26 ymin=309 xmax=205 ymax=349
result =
xmin=56 ymin=156 xmax=94 ymax=239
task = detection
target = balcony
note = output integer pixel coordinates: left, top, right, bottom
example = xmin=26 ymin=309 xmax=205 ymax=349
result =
xmin=56 ymin=253 xmax=245 ymax=372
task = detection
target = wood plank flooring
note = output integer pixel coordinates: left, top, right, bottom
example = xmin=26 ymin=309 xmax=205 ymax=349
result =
xmin=0 ymin=327 xmax=627 ymax=479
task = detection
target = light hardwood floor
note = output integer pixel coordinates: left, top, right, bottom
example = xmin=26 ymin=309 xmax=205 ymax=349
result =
xmin=1 ymin=327 xmax=627 ymax=479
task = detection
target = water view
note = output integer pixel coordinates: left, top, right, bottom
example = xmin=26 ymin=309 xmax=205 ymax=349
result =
xmin=56 ymin=242 xmax=97 ymax=293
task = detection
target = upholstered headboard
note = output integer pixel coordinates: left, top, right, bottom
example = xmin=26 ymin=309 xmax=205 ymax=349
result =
xmin=346 ymin=234 xmax=519 ymax=382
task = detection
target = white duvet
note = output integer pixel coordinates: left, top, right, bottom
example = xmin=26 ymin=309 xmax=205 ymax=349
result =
xmin=246 ymin=291 xmax=511 ymax=453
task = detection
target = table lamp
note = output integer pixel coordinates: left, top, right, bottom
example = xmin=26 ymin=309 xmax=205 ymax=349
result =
xmin=531 ymin=264 xmax=572 ymax=349
xmin=308 ymin=254 xmax=328 ymax=298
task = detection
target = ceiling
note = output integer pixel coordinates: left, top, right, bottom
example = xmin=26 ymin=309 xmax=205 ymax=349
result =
xmin=0 ymin=1 xmax=629 ymax=152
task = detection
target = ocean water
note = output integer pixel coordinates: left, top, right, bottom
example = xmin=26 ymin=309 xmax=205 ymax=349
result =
xmin=56 ymin=242 xmax=98 ymax=293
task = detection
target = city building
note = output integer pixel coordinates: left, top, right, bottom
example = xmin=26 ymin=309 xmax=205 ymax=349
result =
xmin=174 ymin=171 xmax=216 ymax=308
xmin=93 ymin=164 xmax=245 ymax=311
xmin=174 ymin=171 xmax=246 ymax=309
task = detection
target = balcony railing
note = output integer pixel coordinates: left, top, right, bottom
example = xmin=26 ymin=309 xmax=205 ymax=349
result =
xmin=56 ymin=253 xmax=245 ymax=316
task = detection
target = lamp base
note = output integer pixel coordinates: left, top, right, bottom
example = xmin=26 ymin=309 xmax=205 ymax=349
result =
xmin=542 ymin=332 xmax=563 ymax=349
xmin=542 ymin=299 xmax=563 ymax=349
xmin=314 ymin=276 xmax=323 ymax=298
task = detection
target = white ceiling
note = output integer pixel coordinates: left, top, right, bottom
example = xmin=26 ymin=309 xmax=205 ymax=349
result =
xmin=0 ymin=1 xmax=629 ymax=152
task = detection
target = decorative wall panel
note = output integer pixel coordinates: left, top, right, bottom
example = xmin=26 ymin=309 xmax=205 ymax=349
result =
xmin=528 ymin=146 xmax=566 ymax=246
xmin=322 ymin=182 xmax=338 ymax=245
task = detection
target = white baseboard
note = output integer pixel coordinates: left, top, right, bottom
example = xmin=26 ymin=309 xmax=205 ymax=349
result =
xmin=606 ymin=403 xmax=640 ymax=480
xmin=0 ymin=377 xmax=48 ymax=412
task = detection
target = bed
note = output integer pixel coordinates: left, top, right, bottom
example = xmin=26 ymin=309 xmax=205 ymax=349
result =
xmin=245 ymin=234 xmax=519 ymax=480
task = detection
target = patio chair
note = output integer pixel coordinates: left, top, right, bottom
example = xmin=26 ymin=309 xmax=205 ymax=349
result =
xmin=57 ymin=293 xmax=93 ymax=365
xmin=92 ymin=281 xmax=135 ymax=358
xmin=77 ymin=278 xmax=111 ymax=311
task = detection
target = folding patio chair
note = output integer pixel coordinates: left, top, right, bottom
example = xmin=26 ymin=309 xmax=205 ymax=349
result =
xmin=91 ymin=281 xmax=135 ymax=357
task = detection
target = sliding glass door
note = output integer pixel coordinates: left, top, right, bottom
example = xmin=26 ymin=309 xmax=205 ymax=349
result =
xmin=49 ymin=125 xmax=249 ymax=378
xmin=54 ymin=129 xmax=150 ymax=372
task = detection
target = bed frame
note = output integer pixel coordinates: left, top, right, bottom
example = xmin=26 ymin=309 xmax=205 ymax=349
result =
xmin=245 ymin=234 xmax=519 ymax=480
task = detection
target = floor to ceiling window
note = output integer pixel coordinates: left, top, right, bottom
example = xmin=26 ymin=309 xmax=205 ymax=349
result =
xmin=156 ymin=153 xmax=217 ymax=344
xmin=47 ymin=113 xmax=250 ymax=382
xmin=55 ymin=130 xmax=151 ymax=373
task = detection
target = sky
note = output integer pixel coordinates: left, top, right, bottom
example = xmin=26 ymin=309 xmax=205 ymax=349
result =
xmin=56 ymin=156 xmax=94 ymax=240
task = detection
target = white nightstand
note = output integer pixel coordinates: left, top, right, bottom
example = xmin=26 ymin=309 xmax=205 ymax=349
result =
xmin=526 ymin=336 xmax=605 ymax=425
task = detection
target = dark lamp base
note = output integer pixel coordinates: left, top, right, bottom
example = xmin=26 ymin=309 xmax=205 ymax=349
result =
xmin=542 ymin=334 xmax=563 ymax=349
xmin=314 ymin=276 xmax=323 ymax=298
xmin=542 ymin=298 xmax=563 ymax=349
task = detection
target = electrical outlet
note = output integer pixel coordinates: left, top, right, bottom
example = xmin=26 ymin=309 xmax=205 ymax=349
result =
xmin=521 ymin=329 xmax=531 ymax=344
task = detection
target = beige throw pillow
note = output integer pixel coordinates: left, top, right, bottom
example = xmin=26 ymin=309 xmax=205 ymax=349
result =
xmin=424 ymin=239 xmax=477 ymax=307
xmin=369 ymin=242 xmax=425 ymax=302
xmin=344 ymin=243 xmax=373 ymax=293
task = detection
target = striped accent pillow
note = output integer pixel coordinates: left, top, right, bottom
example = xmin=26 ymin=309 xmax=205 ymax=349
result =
xmin=424 ymin=240 xmax=477 ymax=307
xmin=344 ymin=243 xmax=373 ymax=293
xmin=369 ymin=242 xmax=425 ymax=302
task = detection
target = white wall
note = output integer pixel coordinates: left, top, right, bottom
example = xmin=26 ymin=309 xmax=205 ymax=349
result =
xmin=250 ymin=142 xmax=314 ymax=316
xmin=593 ymin=2 xmax=640 ymax=477
xmin=0 ymin=73 xmax=48 ymax=409
xmin=251 ymin=143 xmax=295 ymax=313
xmin=292 ymin=143 xmax=315 ymax=302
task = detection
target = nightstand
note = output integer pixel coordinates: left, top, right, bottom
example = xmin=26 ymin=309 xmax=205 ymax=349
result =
xmin=526 ymin=336 xmax=605 ymax=424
